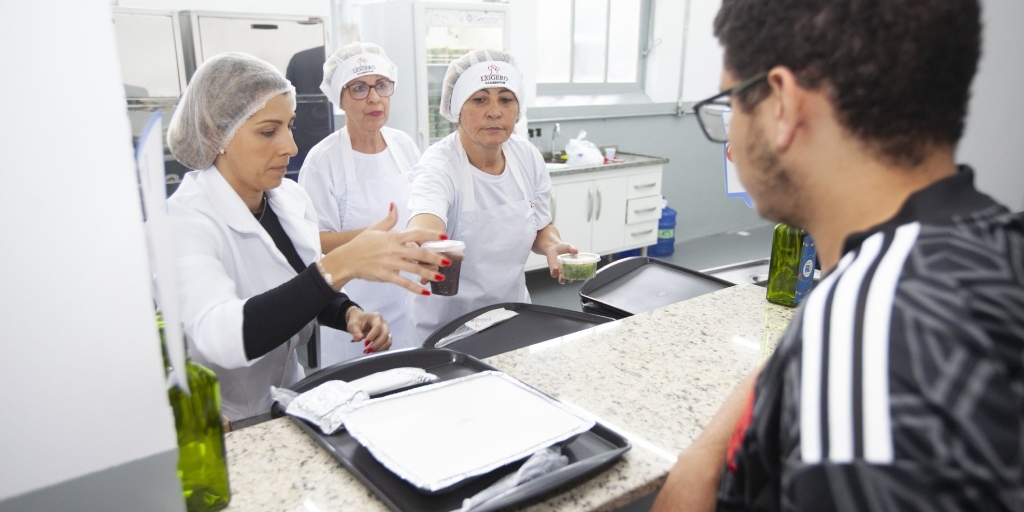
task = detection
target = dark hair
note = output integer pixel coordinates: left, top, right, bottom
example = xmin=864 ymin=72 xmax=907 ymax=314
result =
xmin=714 ymin=0 xmax=981 ymax=166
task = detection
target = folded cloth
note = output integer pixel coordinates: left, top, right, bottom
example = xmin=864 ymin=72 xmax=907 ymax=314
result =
xmin=284 ymin=380 xmax=368 ymax=435
xmin=459 ymin=446 xmax=569 ymax=511
xmin=349 ymin=367 xmax=438 ymax=396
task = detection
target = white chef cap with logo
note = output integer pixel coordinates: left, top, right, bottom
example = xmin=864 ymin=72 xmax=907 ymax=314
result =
xmin=168 ymin=52 xmax=295 ymax=170
xmin=320 ymin=42 xmax=398 ymax=104
xmin=440 ymin=49 xmax=524 ymax=124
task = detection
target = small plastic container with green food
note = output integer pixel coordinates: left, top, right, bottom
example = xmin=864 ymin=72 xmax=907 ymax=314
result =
xmin=558 ymin=253 xmax=600 ymax=282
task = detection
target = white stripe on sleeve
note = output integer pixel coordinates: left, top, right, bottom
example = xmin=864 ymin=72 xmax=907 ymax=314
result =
xmin=800 ymin=251 xmax=855 ymax=464
xmin=861 ymin=222 xmax=920 ymax=463
xmin=827 ymin=232 xmax=885 ymax=462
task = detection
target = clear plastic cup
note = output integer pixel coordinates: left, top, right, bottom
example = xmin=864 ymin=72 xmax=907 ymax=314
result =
xmin=557 ymin=252 xmax=601 ymax=281
xmin=421 ymin=240 xmax=466 ymax=296
xmin=604 ymin=147 xmax=616 ymax=160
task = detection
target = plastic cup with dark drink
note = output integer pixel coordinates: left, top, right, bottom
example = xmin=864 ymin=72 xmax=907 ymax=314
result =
xmin=422 ymin=240 xmax=465 ymax=296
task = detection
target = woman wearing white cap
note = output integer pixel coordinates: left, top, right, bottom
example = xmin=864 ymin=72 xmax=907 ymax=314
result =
xmin=166 ymin=53 xmax=447 ymax=422
xmin=406 ymin=49 xmax=578 ymax=342
xmin=299 ymin=42 xmax=422 ymax=365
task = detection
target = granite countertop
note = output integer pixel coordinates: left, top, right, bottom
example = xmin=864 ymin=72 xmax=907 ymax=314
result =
xmin=547 ymin=152 xmax=668 ymax=177
xmin=222 ymin=284 xmax=794 ymax=511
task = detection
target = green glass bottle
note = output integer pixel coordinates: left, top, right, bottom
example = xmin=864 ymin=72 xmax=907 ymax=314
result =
xmin=158 ymin=315 xmax=231 ymax=512
xmin=765 ymin=223 xmax=817 ymax=307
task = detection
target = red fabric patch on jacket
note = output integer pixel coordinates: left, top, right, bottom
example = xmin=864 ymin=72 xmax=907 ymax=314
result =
xmin=727 ymin=389 xmax=756 ymax=472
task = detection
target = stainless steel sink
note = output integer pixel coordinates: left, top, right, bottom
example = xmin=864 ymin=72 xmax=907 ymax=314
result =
xmin=701 ymin=259 xmax=771 ymax=287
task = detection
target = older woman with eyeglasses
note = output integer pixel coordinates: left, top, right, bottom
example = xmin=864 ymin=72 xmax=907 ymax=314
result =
xmin=299 ymin=42 xmax=423 ymax=365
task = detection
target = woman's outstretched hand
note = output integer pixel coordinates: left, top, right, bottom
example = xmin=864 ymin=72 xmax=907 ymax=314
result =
xmin=319 ymin=203 xmax=450 ymax=295
xmin=546 ymin=242 xmax=579 ymax=284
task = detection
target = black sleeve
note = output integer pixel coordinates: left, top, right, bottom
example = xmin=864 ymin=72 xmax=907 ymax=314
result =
xmin=242 ymin=263 xmax=358 ymax=360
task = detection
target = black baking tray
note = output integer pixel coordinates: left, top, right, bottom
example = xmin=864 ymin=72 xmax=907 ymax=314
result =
xmin=421 ymin=302 xmax=615 ymax=359
xmin=579 ymin=256 xmax=735 ymax=319
xmin=271 ymin=348 xmax=630 ymax=512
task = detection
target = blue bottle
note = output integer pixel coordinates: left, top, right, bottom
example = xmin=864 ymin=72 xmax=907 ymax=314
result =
xmin=647 ymin=203 xmax=676 ymax=256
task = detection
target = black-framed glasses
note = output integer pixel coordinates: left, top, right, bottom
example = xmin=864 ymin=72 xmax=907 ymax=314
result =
xmin=692 ymin=71 xmax=768 ymax=143
xmin=344 ymin=80 xmax=395 ymax=100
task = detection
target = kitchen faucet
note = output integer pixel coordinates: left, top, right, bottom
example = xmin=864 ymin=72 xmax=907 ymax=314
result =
xmin=550 ymin=123 xmax=561 ymax=163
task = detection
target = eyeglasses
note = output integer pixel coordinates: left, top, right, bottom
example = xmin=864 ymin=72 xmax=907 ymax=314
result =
xmin=692 ymin=72 xmax=768 ymax=143
xmin=344 ymin=80 xmax=395 ymax=100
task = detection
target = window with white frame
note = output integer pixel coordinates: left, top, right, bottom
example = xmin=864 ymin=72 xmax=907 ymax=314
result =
xmin=535 ymin=0 xmax=650 ymax=93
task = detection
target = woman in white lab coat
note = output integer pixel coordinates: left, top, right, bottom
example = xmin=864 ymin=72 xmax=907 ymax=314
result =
xmin=299 ymin=43 xmax=421 ymax=365
xmin=165 ymin=53 xmax=447 ymax=422
xmin=406 ymin=50 xmax=578 ymax=342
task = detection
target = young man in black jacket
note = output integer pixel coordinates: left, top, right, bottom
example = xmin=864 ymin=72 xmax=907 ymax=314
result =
xmin=653 ymin=1 xmax=1024 ymax=510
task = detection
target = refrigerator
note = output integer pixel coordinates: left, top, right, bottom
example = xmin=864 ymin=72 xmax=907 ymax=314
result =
xmin=178 ymin=11 xmax=334 ymax=180
xmin=111 ymin=7 xmax=191 ymax=196
xmin=361 ymin=1 xmax=511 ymax=151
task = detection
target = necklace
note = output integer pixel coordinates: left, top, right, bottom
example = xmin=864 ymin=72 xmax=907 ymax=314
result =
xmin=254 ymin=194 xmax=267 ymax=222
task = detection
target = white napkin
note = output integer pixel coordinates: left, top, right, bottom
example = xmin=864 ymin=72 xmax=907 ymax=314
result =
xmin=436 ymin=308 xmax=519 ymax=347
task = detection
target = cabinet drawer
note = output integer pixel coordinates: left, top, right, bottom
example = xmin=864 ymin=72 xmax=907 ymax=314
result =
xmin=626 ymin=195 xmax=663 ymax=224
xmin=624 ymin=220 xmax=658 ymax=246
xmin=627 ymin=171 xmax=662 ymax=199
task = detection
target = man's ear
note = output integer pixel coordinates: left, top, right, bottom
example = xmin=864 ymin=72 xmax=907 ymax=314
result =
xmin=766 ymin=66 xmax=804 ymax=152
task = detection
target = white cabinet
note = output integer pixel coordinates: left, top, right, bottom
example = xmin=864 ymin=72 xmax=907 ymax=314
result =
xmin=525 ymin=164 xmax=664 ymax=271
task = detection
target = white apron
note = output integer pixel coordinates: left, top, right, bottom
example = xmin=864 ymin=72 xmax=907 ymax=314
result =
xmin=320 ymin=127 xmax=418 ymax=365
xmin=409 ymin=133 xmax=538 ymax=343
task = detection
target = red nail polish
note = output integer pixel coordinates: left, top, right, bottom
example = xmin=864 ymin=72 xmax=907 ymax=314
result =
xmin=364 ymin=339 xmax=371 ymax=347
xmin=363 ymin=348 xmax=371 ymax=354
xmin=389 ymin=202 xmax=394 ymax=212
xmin=439 ymin=234 xmax=449 ymax=240
xmin=421 ymin=289 xmax=431 ymax=296
xmin=441 ymin=258 xmax=451 ymax=267
xmin=435 ymin=273 xmax=445 ymax=281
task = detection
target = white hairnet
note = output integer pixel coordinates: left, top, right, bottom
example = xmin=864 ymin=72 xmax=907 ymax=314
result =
xmin=168 ymin=52 xmax=295 ymax=170
xmin=439 ymin=49 xmax=525 ymax=124
xmin=320 ymin=42 xmax=398 ymax=104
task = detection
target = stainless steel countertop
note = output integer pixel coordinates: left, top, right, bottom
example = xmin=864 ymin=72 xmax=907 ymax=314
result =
xmin=547 ymin=152 xmax=669 ymax=177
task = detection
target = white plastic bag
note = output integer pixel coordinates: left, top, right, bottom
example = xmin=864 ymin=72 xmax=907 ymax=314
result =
xmin=564 ymin=130 xmax=604 ymax=166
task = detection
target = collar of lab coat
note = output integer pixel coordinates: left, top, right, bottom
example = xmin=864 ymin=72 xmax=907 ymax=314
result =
xmin=200 ymin=166 xmax=320 ymax=268
xmin=203 ymin=165 xmax=304 ymax=235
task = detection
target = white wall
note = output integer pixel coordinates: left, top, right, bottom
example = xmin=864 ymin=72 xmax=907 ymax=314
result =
xmin=957 ymin=0 xmax=1024 ymax=212
xmin=509 ymin=0 xmax=538 ymax=109
xmin=0 ymin=0 xmax=179 ymax=501
xmin=680 ymin=0 xmax=723 ymax=102
xmin=644 ymin=0 xmax=687 ymax=104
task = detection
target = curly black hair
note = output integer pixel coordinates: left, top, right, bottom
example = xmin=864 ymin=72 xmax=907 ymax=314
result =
xmin=714 ymin=0 xmax=981 ymax=166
